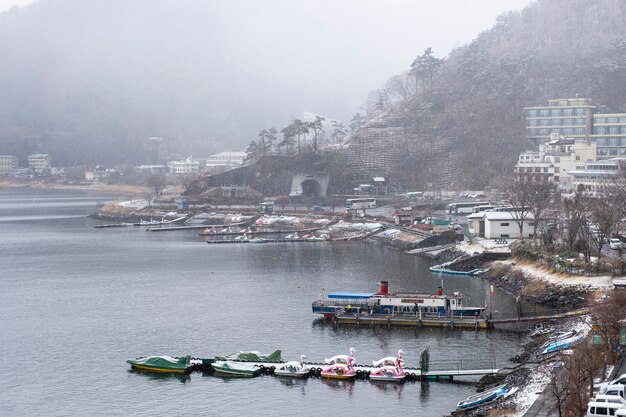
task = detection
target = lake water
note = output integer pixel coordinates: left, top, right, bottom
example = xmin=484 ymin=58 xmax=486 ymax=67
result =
xmin=0 ymin=188 xmax=526 ymax=416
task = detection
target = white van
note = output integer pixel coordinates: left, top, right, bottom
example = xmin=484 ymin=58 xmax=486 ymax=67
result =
xmin=595 ymin=395 xmax=626 ymax=406
xmin=605 ymin=386 xmax=626 ymax=399
xmin=586 ymin=401 xmax=625 ymax=416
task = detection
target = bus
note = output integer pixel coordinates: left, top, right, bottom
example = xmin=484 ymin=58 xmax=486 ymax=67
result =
xmin=446 ymin=201 xmax=490 ymax=215
xmin=346 ymin=197 xmax=377 ymax=209
xmin=404 ymin=191 xmax=423 ymax=201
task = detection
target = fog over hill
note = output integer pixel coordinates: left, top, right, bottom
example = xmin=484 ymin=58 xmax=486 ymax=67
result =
xmin=349 ymin=0 xmax=626 ymax=189
xmin=0 ymin=0 xmax=531 ymax=166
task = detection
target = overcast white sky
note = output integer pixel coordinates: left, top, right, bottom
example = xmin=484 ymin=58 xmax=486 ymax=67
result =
xmin=0 ymin=0 xmax=31 ymax=12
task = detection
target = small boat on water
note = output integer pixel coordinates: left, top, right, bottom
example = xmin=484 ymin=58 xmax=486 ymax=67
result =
xmin=274 ymin=355 xmax=309 ymax=378
xmin=325 ymin=348 xmax=356 ymax=365
xmin=429 ymin=266 xmax=481 ymax=276
xmin=306 ymin=234 xmax=328 ymax=242
xmin=370 ymin=350 xmax=405 ymax=382
xmin=127 ymin=355 xmax=193 ymax=374
xmin=211 ymin=360 xmax=262 ymax=377
xmin=321 ymin=356 xmax=356 ymax=380
xmin=249 ymin=237 xmax=270 ymax=244
xmin=312 ymin=281 xmax=485 ymax=319
xmin=457 ymin=384 xmax=508 ymax=410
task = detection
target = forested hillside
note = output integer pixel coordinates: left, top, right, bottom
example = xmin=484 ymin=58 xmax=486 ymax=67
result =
xmin=351 ymin=0 xmax=626 ymax=189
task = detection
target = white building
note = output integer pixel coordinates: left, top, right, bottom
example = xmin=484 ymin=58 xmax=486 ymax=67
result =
xmin=205 ymin=151 xmax=246 ymax=173
xmin=468 ymin=211 xmax=535 ymax=239
xmin=0 ymin=155 xmax=18 ymax=174
xmin=569 ymin=158 xmax=626 ymax=195
xmin=515 ymin=137 xmax=596 ymax=192
xmin=27 ymin=154 xmax=50 ymax=170
xmin=168 ymin=157 xmax=200 ymax=174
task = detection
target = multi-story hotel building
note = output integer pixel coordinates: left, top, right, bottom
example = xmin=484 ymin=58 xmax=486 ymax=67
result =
xmin=0 ymin=155 xmax=18 ymax=174
xmin=525 ymin=98 xmax=596 ymax=146
xmin=591 ymin=113 xmax=626 ymax=159
xmin=569 ymin=158 xmax=626 ymax=195
xmin=27 ymin=154 xmax=50 ymax=170
xmin=515 ymin=136 xmax=596 ymax=192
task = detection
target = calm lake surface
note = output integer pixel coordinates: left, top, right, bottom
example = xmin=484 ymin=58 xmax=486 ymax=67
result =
xmin=0 ymin=188 xmax=526 ymax=416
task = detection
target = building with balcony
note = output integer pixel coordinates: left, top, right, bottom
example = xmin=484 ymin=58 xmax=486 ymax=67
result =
xmin=167 ymin=157 xmax=199 ymax=174
xmin=515 ymin=136 xmax=596 ymax=192
xmin=591 ymin=113 xmax=626 ymax=160
xmin=525 ymin=98 xmax=596 ymax=146
xmin=569 ymin=158 xmax=626 ymax=195
xmin=205 ymin=151 xmax=246 ymax=174
xmin=27 ymin=154 xmax=50 ymax=170
xmin=0 ymin=155 xmax=18 ymax=174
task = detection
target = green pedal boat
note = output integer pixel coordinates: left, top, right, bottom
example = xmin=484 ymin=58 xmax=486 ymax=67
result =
xmin=127 ymin=355 xmax=193 ymax=374
xmin=211 ymin=360 xmax=262 ymax=377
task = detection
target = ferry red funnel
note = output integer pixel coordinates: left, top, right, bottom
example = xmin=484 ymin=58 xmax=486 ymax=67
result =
xmin=437 ymin=286 xmax=443 ymax=296
xmin=379 ymin=281 xmax=389 ymax=295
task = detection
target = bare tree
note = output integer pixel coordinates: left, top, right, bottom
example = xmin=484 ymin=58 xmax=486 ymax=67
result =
xmin=562 ymin=185 xmax=590 ymax=254
xmin=528 ymin=179 xmax=558 ymax=247
xmin=589 ymin=186 xmax=623 ymax=259
xmin=547 ymin=366 xmax=570 ymax=417
xmin=146 ymin=173 xmax=166 ymax=198
xmin=507 ymin=177 xmax=535 ymax=239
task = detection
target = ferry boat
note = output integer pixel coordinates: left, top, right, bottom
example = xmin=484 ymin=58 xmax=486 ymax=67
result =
xmin=312 ymin=281 xmax=485 ymax=319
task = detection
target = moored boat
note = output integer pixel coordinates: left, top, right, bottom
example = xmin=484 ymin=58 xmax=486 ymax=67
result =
xmin=312 ymin=281 xmax=485 ymax=319
xmin=127 ymin=355 xmax=193 ymax=374
xmin=273 ymin=355 xmax=309 ymax=378
xmin=324 ymin=347 xmax=356 ymax=365
xmin=370 ymin=350 xmax=405 ymax=382
xmin=211 ymin=360 xmax=262 ymax=377
xmin=320 ymin=356 xmax=356 ymax=380
xmin=541 ymin=334 xmax=584 ymax=354
xmin=249 ymin=237 xmax=270 ymax=244
xmin=457 ymin=384 xmax=508 ymax=410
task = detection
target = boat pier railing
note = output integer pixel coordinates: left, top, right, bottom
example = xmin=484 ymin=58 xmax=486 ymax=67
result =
xmin=330 ymin=312 xmax=490 ymax=330
xmin=199 ymin=227 xmax=321 ymax=237
xmin=488 ymin=307 xmax=589 ymax=325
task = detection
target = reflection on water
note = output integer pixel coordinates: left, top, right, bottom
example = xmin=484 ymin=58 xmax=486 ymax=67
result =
xmin=275 ymin=377 xmax=309 ymax=389
xmin=320 ymin=378 xmax=355 ymax=394
xmin=369 ymin=380 xmax=405 ymax=398
xmin=127 ymin=369 xmax=191 ymax=384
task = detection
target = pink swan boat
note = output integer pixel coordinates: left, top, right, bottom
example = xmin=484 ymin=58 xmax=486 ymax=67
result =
xmin=369 ymin=349 xmax=405 ymax=382
xmin=321 ymin=356 xmax=356 ymax=380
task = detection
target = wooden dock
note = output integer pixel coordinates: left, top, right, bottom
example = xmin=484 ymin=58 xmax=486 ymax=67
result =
xmin=206 ymin=238 xmax=329 ymax=244
xmin=330 ymin=313 xmax=489 ymax=329
xmin=198 ymin=227 xmax=321 ymax=237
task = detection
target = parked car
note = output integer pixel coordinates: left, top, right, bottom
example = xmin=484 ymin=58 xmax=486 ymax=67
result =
xmin=598 ymin=374 xmax=626 ymax=394
xmin=610 ymin=239 xmax=625 ymax=250
xmin=586 ymin=401 xmax=625 ymax=417
xmin=594 ymin=394 xmax=626 ymax=406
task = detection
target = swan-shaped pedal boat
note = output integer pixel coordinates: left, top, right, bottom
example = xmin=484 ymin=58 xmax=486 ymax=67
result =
xmin=321 ymin=356 xmax=356 ymax=380
xmin=370 ymin=349 xmax=405 ymax=382
xmin=273 ymin=355 xmax=309 ymax=378
xmin=324 ymin=347 xmax=356 ymax=365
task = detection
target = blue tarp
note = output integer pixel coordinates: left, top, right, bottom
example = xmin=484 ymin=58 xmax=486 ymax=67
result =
xmin=327 ymin=292 xmax=374 ymax=299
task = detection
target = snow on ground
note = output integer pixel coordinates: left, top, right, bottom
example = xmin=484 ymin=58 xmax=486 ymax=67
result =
xmin=457 ymin=239 xmax=614 ymax=289
xmin=506 ymin=365 xmax=552 ymax=416
xmin=500 ymin=259 xmax=614 ymax=289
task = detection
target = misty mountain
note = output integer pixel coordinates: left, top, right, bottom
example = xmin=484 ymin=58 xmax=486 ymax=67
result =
xmin=0 ymin=0 xmax=356 ymax=166
xmin=350 ymin=0 xmax=626 ymax=189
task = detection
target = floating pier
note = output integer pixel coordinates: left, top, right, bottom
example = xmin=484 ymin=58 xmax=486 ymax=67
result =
xmin=205 ymin=238 xmax=329 ymax=244
xmin=328 ymin=313 xmax=490 ymax=330
xmin=198 ymin=227 xmax=321 ymax=237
